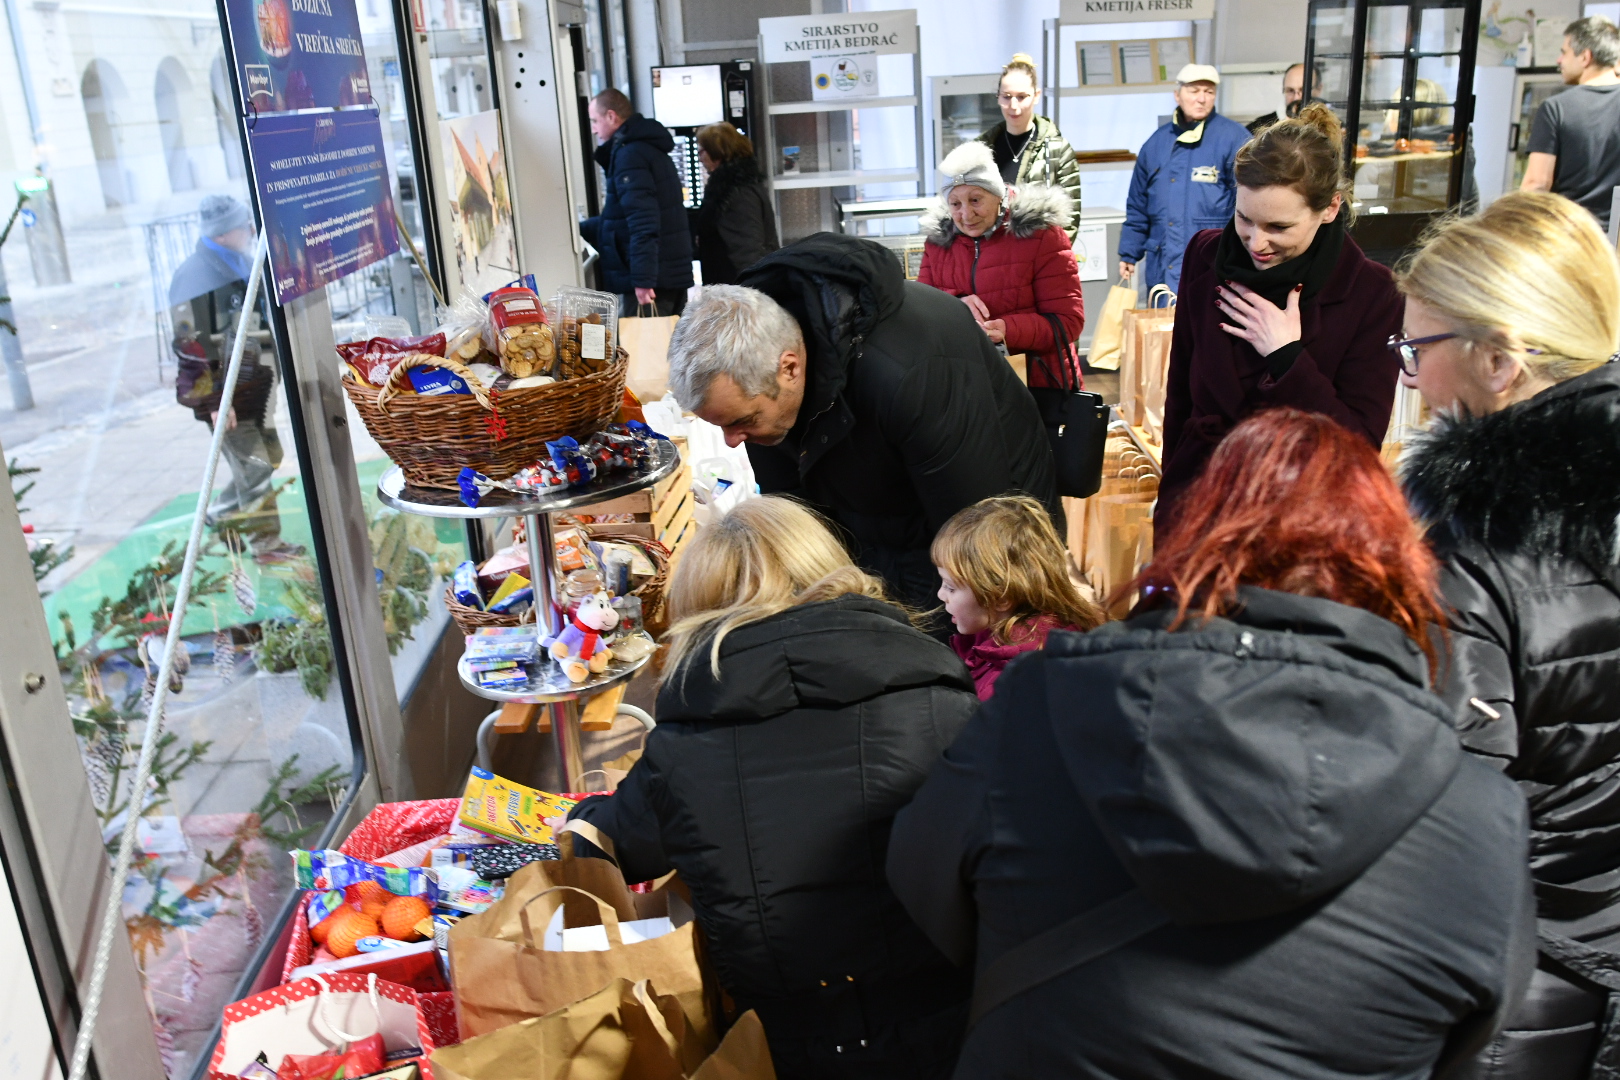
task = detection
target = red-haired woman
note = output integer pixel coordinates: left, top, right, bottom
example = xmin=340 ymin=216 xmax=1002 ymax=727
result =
xmin=887 ymin=409 xmax=1534 ymax=1079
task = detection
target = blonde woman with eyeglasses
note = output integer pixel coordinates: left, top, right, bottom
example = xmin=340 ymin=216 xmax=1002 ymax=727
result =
xmin=1399 ymin=190 xmax=1620 ymax=1080
xmin=975 ymin=53 xmax=1081 ymax=240
xmin=565 ymin=496 xmax=979 ymax=1080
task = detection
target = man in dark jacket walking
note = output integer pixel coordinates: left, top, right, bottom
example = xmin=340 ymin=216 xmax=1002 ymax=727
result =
xmin=168 ymin=194 xmax=301 ymax=563
xmin=665 ymin=234 xmax=1057 ymax=615
xmin=580 ymin=89 xmax=693 ymax=315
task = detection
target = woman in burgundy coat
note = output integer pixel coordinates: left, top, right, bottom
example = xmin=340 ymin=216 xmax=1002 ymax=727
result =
xmin=918 ymin=140 xmax=1084 ymax=389
xmin=1157 ymin=103 xmax=1402 ymax=530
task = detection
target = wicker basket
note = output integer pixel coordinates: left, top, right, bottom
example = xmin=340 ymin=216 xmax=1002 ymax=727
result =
xmin=444 ymin=587 xmax=535 ymax=638
xmin=592 ymin=532 xmax=674 ymax=637
xmin=344 ymin=349 xmax=629 ymax=490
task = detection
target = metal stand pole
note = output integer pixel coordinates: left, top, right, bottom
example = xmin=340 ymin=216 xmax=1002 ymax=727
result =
xmin=525 ymin=511 xmax=558 ymax=638
xmin=554 ymin=698 xmax=586 ymax=792
xmin=525 ymin=510 xmax=586 ymax=789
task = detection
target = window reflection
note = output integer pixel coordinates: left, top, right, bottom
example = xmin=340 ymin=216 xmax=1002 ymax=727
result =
xmin=0 ymin=7 xmax=354 ymax=1075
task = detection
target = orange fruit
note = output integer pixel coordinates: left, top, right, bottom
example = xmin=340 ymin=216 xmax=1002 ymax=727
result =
xmin=309 ymin=909 xmax=335 ymax=945
xmin=380 ymin=895 xmax=431 ymax=941
xmin=326 ymin=911 xmax=380 ymax=958
xmin=345 ymin=881 xmax=388 ymax=908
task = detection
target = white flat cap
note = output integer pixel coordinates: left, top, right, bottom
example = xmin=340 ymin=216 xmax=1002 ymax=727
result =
xmin=1176 ymin=63 xmax=1220 ymax=86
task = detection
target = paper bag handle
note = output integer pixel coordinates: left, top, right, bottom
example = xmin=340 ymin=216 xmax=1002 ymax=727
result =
xmin=631 ymin=978 xmax=686 ymax=1064
xmin=518 ymin=884 xmax=625 ymax=950
xmin=312 ymin=972 xmax=382 ymax=1045
xmin=559 ymin=817 xmax=619 ymax=863
xmin=1147 ymin=284 xmax=1177 ymax=309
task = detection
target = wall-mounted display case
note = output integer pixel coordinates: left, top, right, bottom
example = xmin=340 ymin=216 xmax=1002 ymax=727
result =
xmin=1303 ymin=0 xmax=1482 ymax=262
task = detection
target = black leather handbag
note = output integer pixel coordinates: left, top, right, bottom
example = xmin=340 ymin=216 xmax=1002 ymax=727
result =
xmin=1027 ymin=313 xmax=1109 ymax=499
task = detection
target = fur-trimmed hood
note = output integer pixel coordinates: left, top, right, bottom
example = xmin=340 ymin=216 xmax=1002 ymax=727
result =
xmin=921 ymin=183 xmax=1074 ymax=246
xmin=1402 ymin=362 xmax=1620 ymax=569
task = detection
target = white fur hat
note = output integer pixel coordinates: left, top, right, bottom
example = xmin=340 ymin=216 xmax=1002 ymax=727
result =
xmin=937 ymin=141 xmax=1007 ymax=201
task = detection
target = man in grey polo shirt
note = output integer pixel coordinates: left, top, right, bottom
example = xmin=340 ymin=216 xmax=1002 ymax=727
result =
xmin=1523 ymin=15 xmax=1620 ymax=230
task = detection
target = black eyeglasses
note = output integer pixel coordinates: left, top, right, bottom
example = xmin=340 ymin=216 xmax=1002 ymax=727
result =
xmin=1386 ymin=332 xmax=1457 ymax=376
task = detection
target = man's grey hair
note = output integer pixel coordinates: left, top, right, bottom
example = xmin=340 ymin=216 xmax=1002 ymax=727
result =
xmin=1567 ymin=15 xmax=1620 ymax=68
xmin=667 ymin=285 xmax=804 ymax=410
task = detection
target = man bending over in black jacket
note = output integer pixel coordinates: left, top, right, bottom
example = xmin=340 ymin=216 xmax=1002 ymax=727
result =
xmin=668 ymin=233 xmax=1057 ymax=616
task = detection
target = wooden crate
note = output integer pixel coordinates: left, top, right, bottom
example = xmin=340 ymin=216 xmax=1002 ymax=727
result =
xmin=579 ymin=463 xmax=691 ymax=539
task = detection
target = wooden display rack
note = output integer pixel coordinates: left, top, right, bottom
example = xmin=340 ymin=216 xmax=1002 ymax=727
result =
xmin=576 ymin=437 xmax=698 ymax=558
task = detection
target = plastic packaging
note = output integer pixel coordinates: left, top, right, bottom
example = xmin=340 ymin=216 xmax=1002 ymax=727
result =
xmin=610 ymin=594 xmax=643 ymax=635
xmin=487 ymin=285 xmax=555 ymax=377
xmin=292 ymin=850 xmax=439 ymax=903
xmin=451 ymin=561 xmax=484 ymax=610
xmin=552 ymin=286 xmax=618 ymax=380
xmin=438 ymin=289 xmax=494 ymax=364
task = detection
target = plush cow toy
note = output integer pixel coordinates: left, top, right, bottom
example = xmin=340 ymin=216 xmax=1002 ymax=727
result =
xmin=542 ymin=591 xmax=620 ymax=682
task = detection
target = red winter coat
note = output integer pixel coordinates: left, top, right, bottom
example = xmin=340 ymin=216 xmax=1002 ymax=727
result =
xmin=917 ymin=185 xmax=1085 ymax=389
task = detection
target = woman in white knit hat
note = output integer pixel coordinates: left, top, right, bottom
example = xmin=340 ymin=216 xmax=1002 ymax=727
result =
xmin=916 ymin=140 xmax=1086 ymax=391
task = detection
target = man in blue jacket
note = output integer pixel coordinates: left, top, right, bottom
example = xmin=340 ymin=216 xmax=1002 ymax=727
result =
xmin=1118 ymin=65 xmax=1250 ymax=294
xmin=580 ymin=89 xmax=694 ymax=315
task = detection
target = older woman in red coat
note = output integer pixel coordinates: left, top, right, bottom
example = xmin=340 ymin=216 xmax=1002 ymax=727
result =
xmin=918 ymin=141 xmax=1084 ymax=389
xmin=1157 ymin=103 xmax=1402 ymax=531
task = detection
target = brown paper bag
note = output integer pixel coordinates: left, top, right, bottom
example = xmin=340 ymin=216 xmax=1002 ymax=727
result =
xmin=622 ymin=314 xmax=680 ymax=401
xmin=1139 ymin=323 xmax=1175 ymax=446
xmin=449 ymin=854 xmax=713 ymax=1042
xmin=1086 ymin=277 xmax=1139 ymax=371
xmin=1005 ymin=353 xmax=1027 ymax=384
xmin=433 ymin=977 xmax=774 ymax=1080
xmin=1118 ymin=309 xmax=1175 ymax=428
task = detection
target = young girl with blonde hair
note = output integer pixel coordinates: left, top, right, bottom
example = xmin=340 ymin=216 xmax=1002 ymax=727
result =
xmin=567 ymin=496 xmax=978 ymax=1080
xmin=932 ymin=494 xmax=1102 ymax=698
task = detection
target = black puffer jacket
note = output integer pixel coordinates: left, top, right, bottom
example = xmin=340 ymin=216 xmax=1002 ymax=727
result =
xmin=738 ymin=234 xmax=1056 ymax=614
xmin=695 ymin=155 xmax=779 ymax=285
xmin=1403 ymin=362 xmax=1620 ymax=1079
xmin=569 ymin=595 xmax=978 ymax=1080
xmin=581 ymin=114 xmax=694 ymax=295
xmin=888 ymin=587 xmax=1536 ymax=1079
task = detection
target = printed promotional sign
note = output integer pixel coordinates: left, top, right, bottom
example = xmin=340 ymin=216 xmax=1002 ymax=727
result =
xmin=1074 ymin=223 xmax=1108 ymax=281
xmin=441 ymin=110 xmax=519 ymax=295
xmin=759 ymin=10 xmax=916 ymax=83
xmin=1060 ymin=0 xmax=1214 ymax=23
xmin=247 ymin=109 xmax=399 ymax=302
xmin=224 ymin=0 xmax=372 ymax=113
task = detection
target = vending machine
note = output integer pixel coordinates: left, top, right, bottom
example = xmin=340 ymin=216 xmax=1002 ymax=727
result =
xmin=651 ymin=61 xmax=761 ymax=209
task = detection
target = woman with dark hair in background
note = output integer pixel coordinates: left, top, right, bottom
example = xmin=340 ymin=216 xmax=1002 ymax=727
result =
xmin=1400 ymin=191 xmax=1620 ymax=1080
xmin=693 ymin=122 xmax=779 ymax=286
xmin=1157 ymin=102 xmax=1403 ymax=532
xmin=888 ymin=408 xmax=1534 ymax=1080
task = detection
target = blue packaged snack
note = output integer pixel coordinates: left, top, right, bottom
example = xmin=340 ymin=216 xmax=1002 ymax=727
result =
xmin=452 ymin=561 xmax=484 ymax=610
xmin=487 ymin=584 xmax=533 ymax=614
xmin=408 ymin=367 xmax=473 ymax=396
xmin=546 ymin=437 xmax=598 ymax=488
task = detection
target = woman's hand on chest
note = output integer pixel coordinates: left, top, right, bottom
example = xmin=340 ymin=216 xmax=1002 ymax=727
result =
xmin=1215 ymin=281 xmax=1302 ymax=357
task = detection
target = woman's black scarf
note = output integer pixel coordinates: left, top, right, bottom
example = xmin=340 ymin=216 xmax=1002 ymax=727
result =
xmin=1212 ymin=212 xmax=1346 ymax=311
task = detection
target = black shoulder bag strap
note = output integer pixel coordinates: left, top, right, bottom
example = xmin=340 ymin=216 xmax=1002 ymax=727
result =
xmin=1037 ymin=312 xmax=1076 ymax=392
xmin=968 ymin=886 xmax=1171 ymax=1027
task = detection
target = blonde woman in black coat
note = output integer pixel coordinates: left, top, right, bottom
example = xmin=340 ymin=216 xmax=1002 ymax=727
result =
xmin=1400 ymin=191 xmax=1620 ymax=1079
xmin=567 ymin=496 xmax=975 ymax=1080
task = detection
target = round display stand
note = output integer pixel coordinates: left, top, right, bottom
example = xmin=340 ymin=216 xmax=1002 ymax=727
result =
xmin=377 ymin=438 xmax=680 ymax=786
